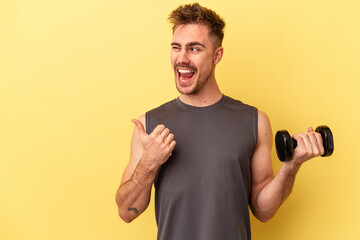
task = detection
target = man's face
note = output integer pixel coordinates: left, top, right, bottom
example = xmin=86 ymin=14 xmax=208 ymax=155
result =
xmin=171 ymin=24 xmax=220 ymax=95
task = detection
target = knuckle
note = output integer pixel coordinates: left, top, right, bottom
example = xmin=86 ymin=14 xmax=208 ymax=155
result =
xmin=314 ymin=132 xmax=321 ymax=137
xmin=315 ymin=133 xmax=323 ymax=140
xmin=292 ymin=133 xmax=300 ymax=139
xmin=320 ymin=146 xmax=325 ymax=155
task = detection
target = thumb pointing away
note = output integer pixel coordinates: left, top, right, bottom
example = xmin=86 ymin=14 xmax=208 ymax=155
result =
xmin=131 ymin=119 xmax=146 ymax=136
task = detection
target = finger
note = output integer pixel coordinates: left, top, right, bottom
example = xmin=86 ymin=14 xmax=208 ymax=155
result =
xmin=164 ymin=133 xmax=174 ymax=145
xmin=293 ymin=133 xmax=311 ymax=154
xmin=302 ymin=133 xmax=313 ymax=150
xmin=296 ymin=132 xmax=322 ymax=157
xmin=131 ymin=119 xmax=146 ymax=136
xmin=307 ymin=131 xmax=321 ymax=155
xmin=293 ymin=133 xmax=308 ymax=148
xmin=305 ymin=130 xmax=324 ymax=156
xmin=160 ymin=128 xmax=170 ymax=141
xmin=151 ymin=124 xmax=166 ymax=137
xmin=169 ymin=140 xmax=176 ymax=152
xmin=306 ymin=127 xmax=317 ymax=151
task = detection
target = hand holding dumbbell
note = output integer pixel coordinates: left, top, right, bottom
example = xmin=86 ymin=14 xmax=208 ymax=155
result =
xmin=275 ymin=125 xmax=334 ymax=162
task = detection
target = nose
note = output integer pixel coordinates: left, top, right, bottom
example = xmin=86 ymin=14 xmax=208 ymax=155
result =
xmin=176 ymin=48 xmax=190 ymax=64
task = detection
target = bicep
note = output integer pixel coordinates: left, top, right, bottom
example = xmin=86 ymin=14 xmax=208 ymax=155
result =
xmin=120 ymin=114 xmax=146 ymax=184
xmin=250 ymin=110 xmax=274 ymax=203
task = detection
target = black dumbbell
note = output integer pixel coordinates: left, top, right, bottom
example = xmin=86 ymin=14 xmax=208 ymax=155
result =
xmin=275 ymin=125 xmax=334 ymax=162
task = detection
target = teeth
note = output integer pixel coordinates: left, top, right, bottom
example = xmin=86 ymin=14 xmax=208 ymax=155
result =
xmin=178 ymin=69 xmax=194 ymax=73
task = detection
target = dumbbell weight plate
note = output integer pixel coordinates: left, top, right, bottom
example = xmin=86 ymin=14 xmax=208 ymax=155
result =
xmin=275 ymin=130 xmax=295 ymax=162
xmin=315 ymin=125 xmax=334 ymax=157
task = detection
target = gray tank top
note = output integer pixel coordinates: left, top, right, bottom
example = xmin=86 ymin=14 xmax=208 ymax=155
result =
xmin=146 ymin=95 xmax=258 ymax=240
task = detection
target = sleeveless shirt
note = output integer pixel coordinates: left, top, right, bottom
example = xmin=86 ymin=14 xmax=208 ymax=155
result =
xmin=146 ymin=95 xmax=258 ymax=240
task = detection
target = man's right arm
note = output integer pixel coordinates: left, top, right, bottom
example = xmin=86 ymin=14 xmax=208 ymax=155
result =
xmin=115 ymin=115 xmax=176 ymax=223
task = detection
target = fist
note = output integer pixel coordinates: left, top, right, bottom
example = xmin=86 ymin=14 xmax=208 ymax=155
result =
xmin=132 ymin=119 xmax=176 ymax=168
xmin=291 ymin=127 xmax=325 ymax=164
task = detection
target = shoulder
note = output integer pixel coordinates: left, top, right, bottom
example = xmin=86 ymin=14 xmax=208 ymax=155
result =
xmin=258 ymin=110 xmax=270 ymax=125
xmin=147 ymin=99 xmax=176 ymax=114
xmin=222 ymin=95 xmax=257 ymax=113
xmin=256 ymin=109 xmax=272 ymax=146
xmin=145 ymin=99 xmax=177 ymax=134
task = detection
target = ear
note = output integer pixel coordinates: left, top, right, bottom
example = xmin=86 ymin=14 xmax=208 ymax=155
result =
xmin=214 ymin=47 xmax=224 ymax=65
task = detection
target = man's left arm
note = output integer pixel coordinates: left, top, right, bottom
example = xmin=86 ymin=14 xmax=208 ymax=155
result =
xmin=249 ymin=110 xmax=324 ymax=222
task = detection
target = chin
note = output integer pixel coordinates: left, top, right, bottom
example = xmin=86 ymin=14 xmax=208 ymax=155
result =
xmin=176 ymin=81 xmax=197 ymax=95
xmin=176 ymin=86 xmax=199 ymax=95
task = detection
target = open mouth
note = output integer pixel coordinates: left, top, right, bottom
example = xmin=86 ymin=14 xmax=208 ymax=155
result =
xmin=177 ymin=68 xmax=196 ymax=85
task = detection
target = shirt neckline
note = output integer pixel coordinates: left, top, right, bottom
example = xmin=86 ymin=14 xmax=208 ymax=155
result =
xmin=174 ymin=95 xmax=226 ymax=112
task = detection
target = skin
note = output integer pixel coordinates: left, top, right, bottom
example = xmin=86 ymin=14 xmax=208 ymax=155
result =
xmin=115 ymin=23 xmax=325 ymax=223
xmin=170 ymin=24 xmax=224 ymax=106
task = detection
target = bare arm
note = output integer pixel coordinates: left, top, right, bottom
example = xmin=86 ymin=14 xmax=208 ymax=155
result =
xmin=115 ymin=115 xmax=176 ymax=223
xmin=250 ymin=110 xmax=324 ymax=222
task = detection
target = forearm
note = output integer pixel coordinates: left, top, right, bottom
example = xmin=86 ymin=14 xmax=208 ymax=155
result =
xmin=116 ymin=159 xmax=159 ymax=223
xmin=252 ymin=161 xmax=302 ymax=222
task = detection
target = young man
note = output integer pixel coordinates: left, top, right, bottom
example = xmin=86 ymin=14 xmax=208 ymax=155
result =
xmin=116 ymin=3 xmax=324 ymax=240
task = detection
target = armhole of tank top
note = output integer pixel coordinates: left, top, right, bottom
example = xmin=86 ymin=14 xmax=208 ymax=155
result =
xmin=145 ymin=111 xmax=150 ymax=135
xmin=254 ymin=107 xmax=258 ymax=148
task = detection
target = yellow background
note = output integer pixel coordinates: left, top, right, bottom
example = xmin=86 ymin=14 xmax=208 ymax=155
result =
xmin=1 ymin=0 xmax=359 ymax=239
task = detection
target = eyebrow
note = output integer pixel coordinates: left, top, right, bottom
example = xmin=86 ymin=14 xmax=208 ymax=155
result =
xmin=171 ymin=42 xmax=206 ymax=48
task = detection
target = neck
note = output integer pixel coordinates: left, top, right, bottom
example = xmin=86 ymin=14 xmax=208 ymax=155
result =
xmin=179 ymin=78 xmax=222 ymax=107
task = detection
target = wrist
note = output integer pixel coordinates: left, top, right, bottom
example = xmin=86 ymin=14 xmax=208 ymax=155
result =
xmin=281 ymin=160 xmax=302 ymax=177
xmin=137 ymin=155 xmax=160 ymax=178
xmin=132 ymin=164 xmax=158 ymax=189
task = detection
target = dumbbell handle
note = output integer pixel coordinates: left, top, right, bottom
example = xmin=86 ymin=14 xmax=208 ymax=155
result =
xmin=291 ymin=138 xmax=298 ymax=150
